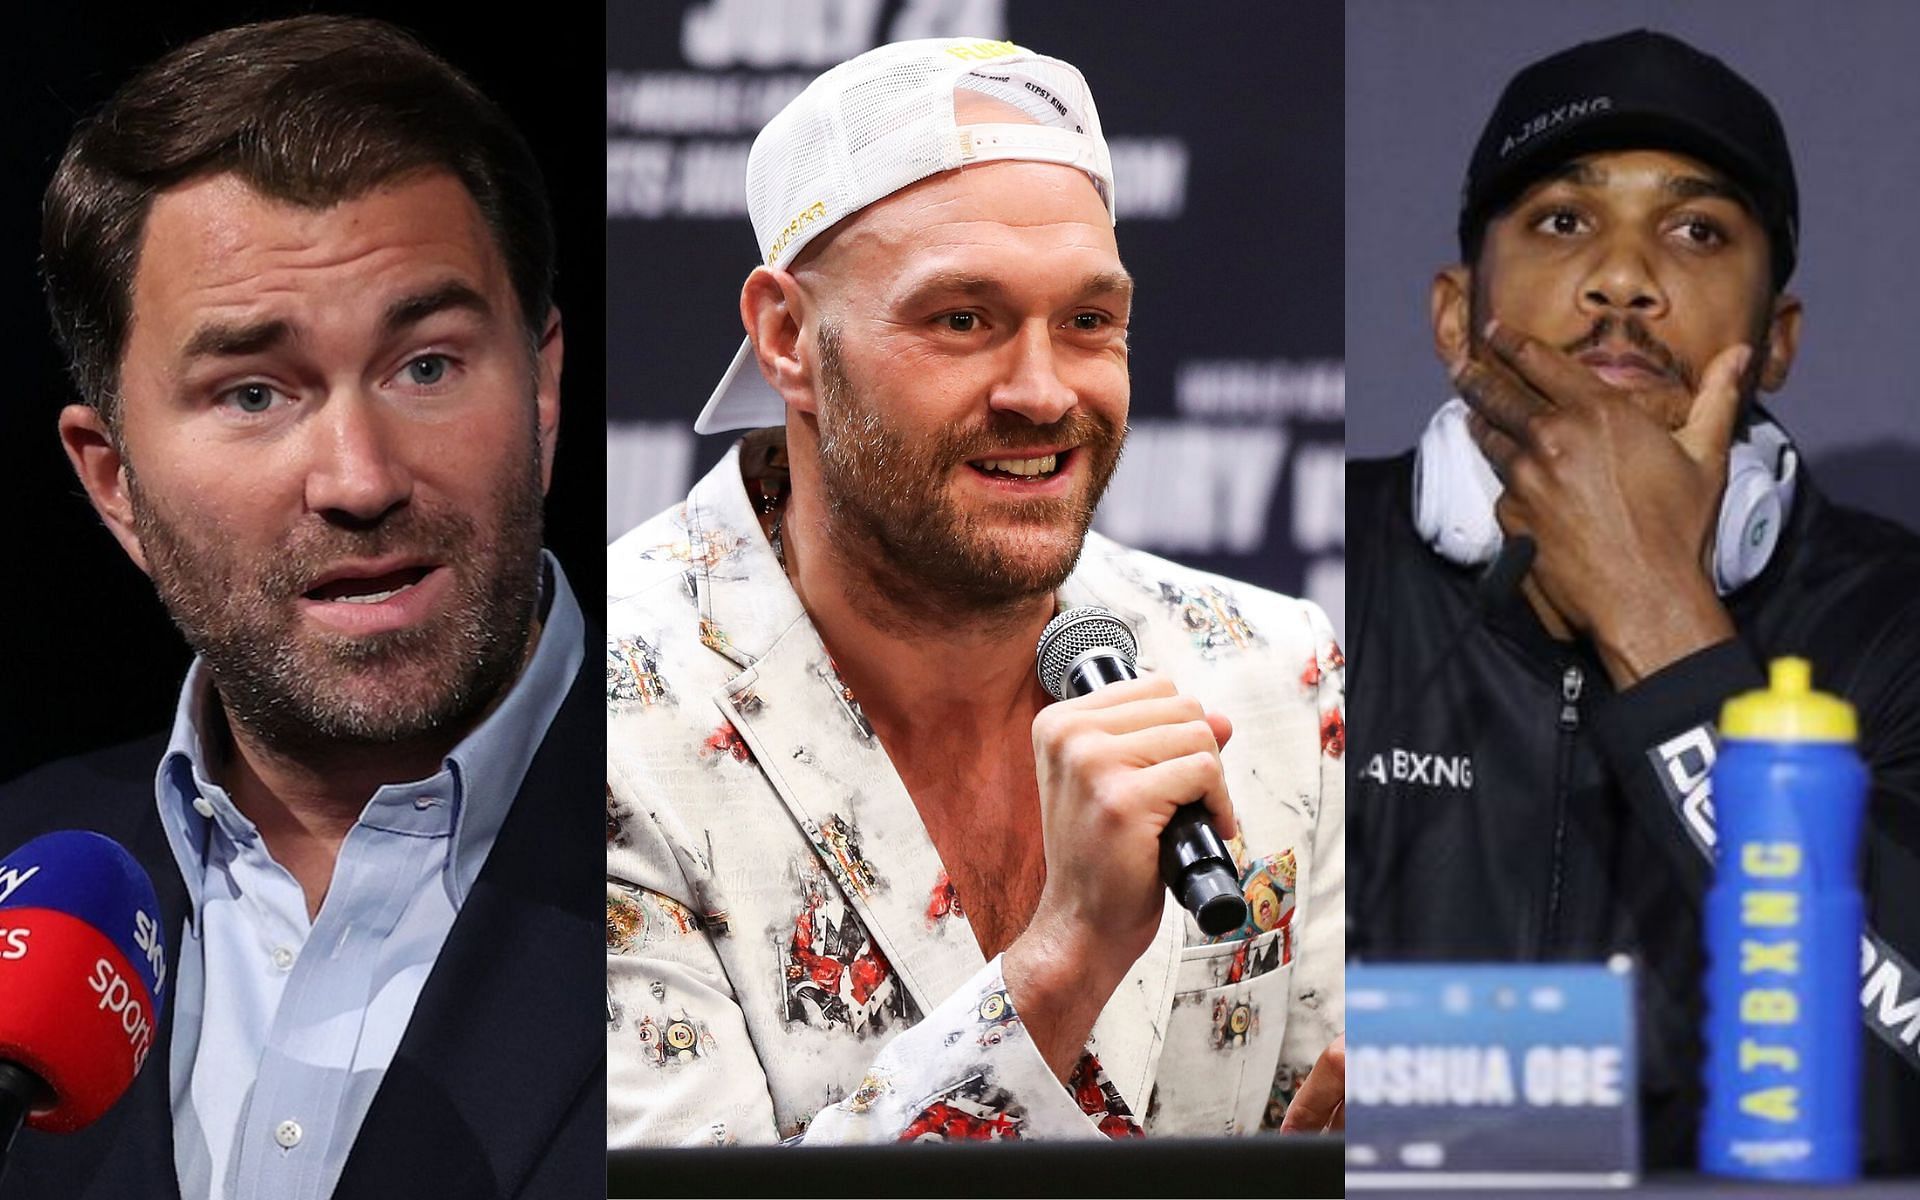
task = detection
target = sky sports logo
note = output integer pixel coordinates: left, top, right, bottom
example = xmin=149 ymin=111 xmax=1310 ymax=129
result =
xmin=0 ymin=863 xmax=39 ymax=907
xmin=88 ymin=956 xmax=156 ymax=1074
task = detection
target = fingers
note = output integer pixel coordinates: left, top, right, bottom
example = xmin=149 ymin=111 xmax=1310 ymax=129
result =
xmin=1052 ymin=674 xmax=1175 ymax=711
xmin=1033 ymin=675 xmax=1240 ymax=842
xmin=1676 ymin=342 xmax=1752 ymax=467
xmin=1279 ymin=1035 xmax=1347 ymax=1133
xmin=1466 ymin=408 xmax=1524 ymax=478
xmin=1454 ymin=348 xmax=1547 ymax=447
xmin=1492 ymin=490 xmax=1530 ymax=539
xmin=1133 ymin=751 xmax=1237 ymax=840
xmin=1086 ymin=711 xmax=1239 ymax=838
xmin=1202 ymin=782 xmax=1238 ymax=841
xmin=1207 ymin=710 xmax=1233 ymax=752
xmin=1479 ymin=318 xmax=1594 ymax=406
xmin=1113 ymin=718 xmax=1224 ymax=768
xmin=1073 ymin=693 xmax=1211 ymax=736
xmin=1042 ymin=677 xmax=1232 ymax=746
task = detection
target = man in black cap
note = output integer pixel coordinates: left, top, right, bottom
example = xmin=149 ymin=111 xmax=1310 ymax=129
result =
xmin=1348 ymin=30 xmax=1920 ymax=1170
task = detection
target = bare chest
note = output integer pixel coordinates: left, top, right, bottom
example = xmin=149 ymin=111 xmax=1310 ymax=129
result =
xmin=896 ymin=754 xmax=1047 ymax=962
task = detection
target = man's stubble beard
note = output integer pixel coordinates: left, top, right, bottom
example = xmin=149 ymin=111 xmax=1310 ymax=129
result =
xmin=811 ymin=321 xmax=1127 ymax=626
xmin=125 ymin=429 xmax=546 ymax=758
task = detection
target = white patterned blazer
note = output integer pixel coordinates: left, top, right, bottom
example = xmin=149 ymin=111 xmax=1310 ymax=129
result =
xmin=607 ymin=440 xmax=1344 ymax=1145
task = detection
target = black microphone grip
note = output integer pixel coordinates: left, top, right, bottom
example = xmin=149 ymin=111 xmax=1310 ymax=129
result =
xmin=1160 ymin=805 xmax=1248 ymax=937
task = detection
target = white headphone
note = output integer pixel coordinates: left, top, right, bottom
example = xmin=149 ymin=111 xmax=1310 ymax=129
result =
xmin=1413 ymin=398 xmax=1798 ymax=595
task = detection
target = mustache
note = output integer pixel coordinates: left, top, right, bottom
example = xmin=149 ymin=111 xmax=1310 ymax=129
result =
xmin=937 ymin=408 xmax=1125 ymax=462
xmin=254 ymin=509 xmax=477 ymax=601
xmin=1559 ymin=316 xmax=1693 ymax=390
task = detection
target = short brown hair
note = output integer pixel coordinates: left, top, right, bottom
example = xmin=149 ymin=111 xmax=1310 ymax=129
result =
xmin=42 ymin=15 xmax=555 ymax=421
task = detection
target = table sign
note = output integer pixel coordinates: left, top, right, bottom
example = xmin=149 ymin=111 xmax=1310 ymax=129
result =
xmin=1346 ymin=959 xmax=1639 ymax=1189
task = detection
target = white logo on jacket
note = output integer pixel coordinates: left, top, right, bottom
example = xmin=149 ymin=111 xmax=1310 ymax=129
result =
xmin=1359 ymin=748 xmax=1473 ymax=789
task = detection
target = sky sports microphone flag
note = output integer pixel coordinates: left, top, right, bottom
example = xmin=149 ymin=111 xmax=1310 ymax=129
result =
xmin=0 ymin=831 xmax=167 ymax=1133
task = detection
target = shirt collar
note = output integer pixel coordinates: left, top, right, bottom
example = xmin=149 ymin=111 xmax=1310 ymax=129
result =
xmin=155 ymin=549 xmax=585 ymax=921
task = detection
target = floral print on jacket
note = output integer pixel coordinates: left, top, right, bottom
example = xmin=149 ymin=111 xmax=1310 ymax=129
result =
xmin=607 ymin=440 xmax=1344 ymax=1145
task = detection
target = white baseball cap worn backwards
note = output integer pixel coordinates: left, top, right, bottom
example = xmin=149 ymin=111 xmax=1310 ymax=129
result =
xmin=695 ymin=37 xmax=1117 ymax=434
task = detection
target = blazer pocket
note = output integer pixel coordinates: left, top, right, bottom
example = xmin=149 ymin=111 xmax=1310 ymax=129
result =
xmin=1147 ymin=929 xmax=1292 ymax=1136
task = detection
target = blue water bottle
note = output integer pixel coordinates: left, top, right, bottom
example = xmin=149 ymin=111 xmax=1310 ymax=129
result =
xmin=1701 ymin=657 xmax=1865 ymax=1181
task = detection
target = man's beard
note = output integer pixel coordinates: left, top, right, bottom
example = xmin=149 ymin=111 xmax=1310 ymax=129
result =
xmin=126 ymin=440 xmax=546 ymax=757
xmin=812 ymin=322 xmax=1126 ymax=620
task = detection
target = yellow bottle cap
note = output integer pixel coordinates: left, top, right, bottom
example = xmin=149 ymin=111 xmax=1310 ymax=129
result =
xmin=1719 ymin=657 xmax=1857 ymax=743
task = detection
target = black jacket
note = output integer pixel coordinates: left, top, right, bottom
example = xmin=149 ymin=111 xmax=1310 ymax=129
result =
xmin=1349 ymin=450 xmax=1920 ymax=1171
xmin=0 ymin=645 xmax=606 ymax=1199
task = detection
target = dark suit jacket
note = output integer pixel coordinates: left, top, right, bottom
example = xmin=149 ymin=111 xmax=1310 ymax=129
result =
xmin=0 ymin=647 xmax=605 ymax=1199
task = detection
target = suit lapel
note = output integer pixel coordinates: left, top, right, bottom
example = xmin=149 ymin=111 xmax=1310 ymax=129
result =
xmin=720 ymin=617 xmax=988 ymax=1019
xmin=691 ymin=455 xmax=1184 ymax=1117
xmin=333 ymin=650 xmax=602 ymax=1200
xmin=683 ymin=449 xmax=985 ymax=1020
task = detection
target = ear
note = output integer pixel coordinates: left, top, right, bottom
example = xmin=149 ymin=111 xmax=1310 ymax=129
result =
xmin=535 ymin=305 xmax=564 ymax=493
xmin=740 ymin=266 xmax=819 ymax=416
xmin=1757 ymin=291 xmax=1802 ymax=394
xmin=59 ymin=404 xmax=149 ymax=575
xmin=1431 ymin=265 xmax=1473 ymax=375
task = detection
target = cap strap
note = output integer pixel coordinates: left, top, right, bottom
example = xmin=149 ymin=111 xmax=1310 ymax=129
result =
xmin=957 ymin=124 xmax=1114 ymax=216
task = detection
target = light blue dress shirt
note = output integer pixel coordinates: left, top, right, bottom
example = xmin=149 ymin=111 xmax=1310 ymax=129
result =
xmin=153 ymin=553 xmax=584 ymax=1200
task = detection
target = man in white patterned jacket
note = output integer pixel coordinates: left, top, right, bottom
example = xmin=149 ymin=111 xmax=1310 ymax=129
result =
xmin=606 ymin=38 xmax=1344 ymax=1145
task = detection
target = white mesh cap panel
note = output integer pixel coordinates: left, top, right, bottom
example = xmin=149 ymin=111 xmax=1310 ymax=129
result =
xmin=744 ymin=96 xmax=847 ymax=269
xmin=840 ymin=59 xmax=961 ymax=239
xmin=744 ymin=37 xmax=1111 ymax=271
xmin=839 ymin=57 xmax=944 ymax=151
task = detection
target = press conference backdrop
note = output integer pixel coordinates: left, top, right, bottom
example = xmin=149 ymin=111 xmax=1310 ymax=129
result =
xmin=1346 ymin=0 xmax=1920 ymax=533
xmin=607 ymin=0 xmax=1345 ymax=637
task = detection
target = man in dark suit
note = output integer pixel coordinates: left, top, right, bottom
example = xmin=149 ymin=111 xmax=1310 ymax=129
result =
xmin=0 ymin=17 xmax=601 ymax=1198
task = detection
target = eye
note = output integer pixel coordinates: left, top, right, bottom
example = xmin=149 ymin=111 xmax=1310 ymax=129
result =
xmin=401 ymin=354 xmax=451 ymax=386
xmin=1670 ymin=216 xmax=1727 ymax=248
xmin=1070 ymin=312 xmax=1107 ymax=331
xmin=1532 ymin=207 xmax=1588 ymax=237
xmin=221 ymin=382 xmax=283 ymax=415
xmin=940 ymin=312 xmax=978 ymax=333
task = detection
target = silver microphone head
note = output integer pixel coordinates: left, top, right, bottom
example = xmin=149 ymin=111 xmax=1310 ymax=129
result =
xmin=1036 ymin=606 xmax=1139 ymax=700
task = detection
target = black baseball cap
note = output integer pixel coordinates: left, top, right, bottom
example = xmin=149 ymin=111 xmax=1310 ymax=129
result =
xmin=1458 ymin=30 xmax=1798 ymax=287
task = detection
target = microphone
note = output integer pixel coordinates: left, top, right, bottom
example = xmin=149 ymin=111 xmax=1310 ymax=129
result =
xmin=1036 ymin=607 xmax=1249 ymax=937
xmin=0 ymin=830 xmax=169 ymax=1169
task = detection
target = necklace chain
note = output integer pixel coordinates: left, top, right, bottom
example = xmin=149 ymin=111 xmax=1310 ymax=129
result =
xmin=749 ymin=433 xmax=792 ymax=574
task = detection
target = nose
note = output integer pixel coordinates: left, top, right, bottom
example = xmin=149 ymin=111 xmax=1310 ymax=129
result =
xmin=987 ymin=320 xmax=1078 ymax=425
xmin=302 ymin=391 xmax=413 ymax=525
xmin=1578 ymin=234 xmax=1668 ymax=319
